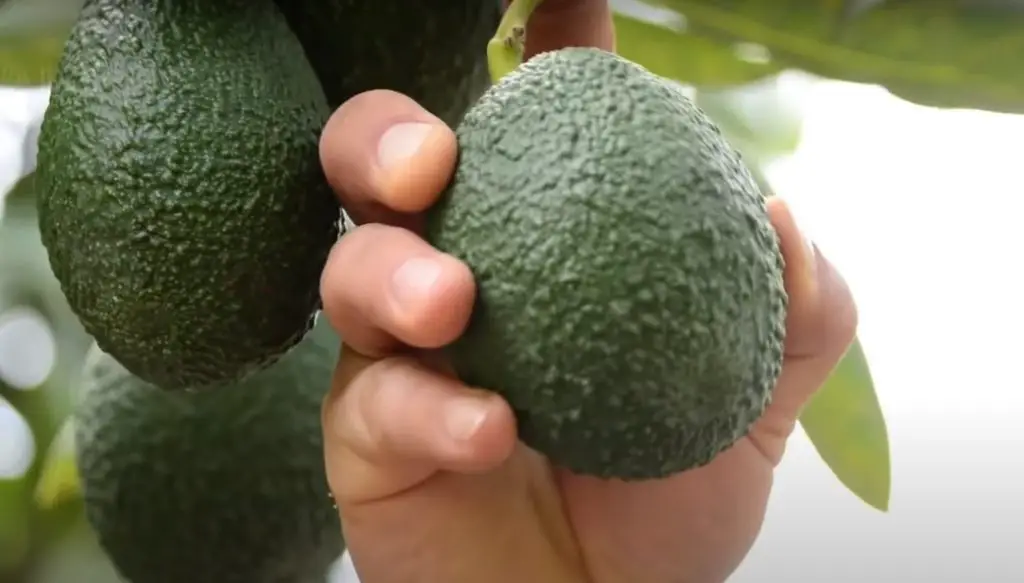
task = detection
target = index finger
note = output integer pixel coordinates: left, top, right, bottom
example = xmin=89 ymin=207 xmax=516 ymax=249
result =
xmin=320 ymin=223 xmax=476 ymax=358
xmin=520 ymin=0 xmax=615 ymax=58
xmin=319 ymin=0 xmax=614 ymax=226
xmin=749 ymin=197 xmax=858 ymax=455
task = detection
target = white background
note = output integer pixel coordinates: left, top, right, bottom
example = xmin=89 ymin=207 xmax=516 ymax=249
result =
xmin=2 ymin=73 xmax=1023 ymax=582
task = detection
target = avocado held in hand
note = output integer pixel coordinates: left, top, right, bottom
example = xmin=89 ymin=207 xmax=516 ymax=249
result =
xmin=425 ymin=48 xmax=788 ymax=480
xmin=36 ymin=0 xmax=340 ymax=390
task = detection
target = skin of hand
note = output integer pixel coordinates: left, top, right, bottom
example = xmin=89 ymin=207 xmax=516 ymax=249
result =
xmin=317 ymin=1 xmax=858 ymax=581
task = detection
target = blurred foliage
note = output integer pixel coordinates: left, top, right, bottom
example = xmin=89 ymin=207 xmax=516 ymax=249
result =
xmin=3 ymin=0 xmax=1024 ymax=113
xmin=635 ymin=0 xmax=1024 ymax=113
xmin=1 ymin=171 xmax=96 ymax=582
xmin=33 ymin=416 xmax=78 ymax=511
xmin=0 ymin=2 xmax=904 ymax=581
xmin=0 ymin=0 xmax=80 ymax=85
xmin=614 ymin=11 xmax=780 ymax=86
xmin=802 ymin=338 xmax=891 ymax=512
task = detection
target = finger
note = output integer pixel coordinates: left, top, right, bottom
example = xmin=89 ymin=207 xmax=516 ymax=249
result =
xmin=319 ymin=89 xmax=458 ymax=228
xmin=319 ymin=223 xmax=476 ymax=358
xmin=322 ymin=350 xmax=517 ymax=505
xmin=520 ymin=0 xmax=615 ymax=58
xmin=769 ymin=196 xmax=858 ymax=368
xmin=751 ymin=197 xmax=858 ymax=456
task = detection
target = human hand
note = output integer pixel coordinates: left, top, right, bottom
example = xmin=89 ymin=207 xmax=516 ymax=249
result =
xmin=318 ymin=1 xmax=859 ymax=581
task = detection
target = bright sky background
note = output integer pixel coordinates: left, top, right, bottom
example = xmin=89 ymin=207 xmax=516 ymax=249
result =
xmin=737 ymin=76 xmax=1024 ymax=581
xmin=1 ymin=73 xmax=1022 ymax=581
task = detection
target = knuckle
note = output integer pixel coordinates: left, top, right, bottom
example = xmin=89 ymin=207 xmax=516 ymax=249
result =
xmin=820 ymin=270 xmax=859 ymax=360
xmin=327 ymin=223 xmax=392 ymax=270
xmin=358 ymin=357 xmax=420 ymax=443
xmin=333 ymin=89 xmax=427 ymax=130
xmin=833 ymin=292 xmax=859 ymax=345
xmin=318 ymin=236 xmax=354 ymax=305
xmin=320 ymin=350 xmax=363 ymax=441
xmin=329 ymin=89 xmax=390 ymax=121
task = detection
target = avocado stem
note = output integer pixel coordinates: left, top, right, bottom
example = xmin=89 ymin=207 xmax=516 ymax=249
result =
xmin=487 ymin=0 xmax=546 ymax=84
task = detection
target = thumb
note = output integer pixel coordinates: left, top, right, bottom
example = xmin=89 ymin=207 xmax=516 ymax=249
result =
xmin=752 ymin=197 xmax=859 ymax=455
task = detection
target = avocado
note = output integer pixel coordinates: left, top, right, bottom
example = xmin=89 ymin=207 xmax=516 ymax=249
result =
xmin=36 ymin=0 xmax=340 ymax=391
xmin=425 ymin=48 xmax=788 ymax=480
xmin=74 ymin=314 xmax=343 ymax=583
xmin=274 ymin=0 xmax=500 ymax=125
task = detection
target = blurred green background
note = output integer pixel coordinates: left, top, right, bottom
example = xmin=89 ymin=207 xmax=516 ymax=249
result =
xmin=3 ymin=0 xmax=1024 ymax=581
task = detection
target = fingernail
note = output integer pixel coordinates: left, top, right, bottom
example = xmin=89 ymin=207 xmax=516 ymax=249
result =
xmin=444 ymin=396 xmax=489 ymax=441
xmin=791 ymin=205 xmax=818 ymax=283
xmin=377 ymin=122 xmax=433 ymax=170
xmin=390 ymin=256 xmax=443 ymax=308
xmin=803 ymin=233 xmax=817 ymax=277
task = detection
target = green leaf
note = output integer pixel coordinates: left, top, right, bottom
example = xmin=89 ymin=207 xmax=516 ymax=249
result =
xmin=646 ymin=0 xmax=1024 ymax=114
xmin=29 ymin=522 xmax=122 ymax=583
xmin=33 ymin=417 xmax=79 ymax=509
xmin=3 ymin=160 xmax=36 ymax=204
xmin=0 ymin=33 xmax=65 ymax=85
xmin=694 ymin=75 xmax=804 ymax=165
xmin=0 ymin=0 xmax=82 ymax=86
xmin=799 ymin=337 xmax=891 ymax=512
xmin=613 ymin=11 xmax=780 ymax=87
xmin=0 ymin=477 xmax=30 ymax=570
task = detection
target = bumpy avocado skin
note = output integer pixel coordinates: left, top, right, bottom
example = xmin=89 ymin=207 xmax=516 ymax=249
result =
xmin=425 ymin=48 xmax=788 ymax=480
xmin=36 ymin=0 xmax=340 ymax=391
xmin=74 ymin=315 xmax=343 ymax=583
xmin=274 ymin=0 xmax=500 ymax=125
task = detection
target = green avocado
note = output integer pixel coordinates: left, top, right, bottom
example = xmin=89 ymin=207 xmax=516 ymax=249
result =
xmin=274 ymin=0 xmax=500 ymax=125
xmin=74 ymin=314 xmax=343 ymax=583
xmin=36 ymin=0 xmax=340 ymax=391
xmin=425 ymin=48 xmax=788 ymax=480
